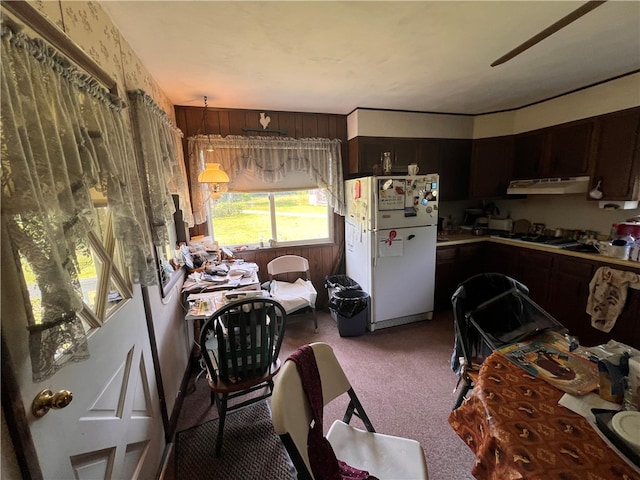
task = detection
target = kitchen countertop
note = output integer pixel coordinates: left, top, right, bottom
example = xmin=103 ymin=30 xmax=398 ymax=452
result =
xmin=436 ymin=233 xmax=485 ymax=246
xmin=436 ymin=233 xmax=640 ymax=269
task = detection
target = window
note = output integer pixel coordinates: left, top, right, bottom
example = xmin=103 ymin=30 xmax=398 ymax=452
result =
xmin=210 ymin=188 xmax=332 ymax=248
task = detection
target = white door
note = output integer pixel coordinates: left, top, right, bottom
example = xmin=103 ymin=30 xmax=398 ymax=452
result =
xmin=2 ymin=225 xmax=164 ymax=479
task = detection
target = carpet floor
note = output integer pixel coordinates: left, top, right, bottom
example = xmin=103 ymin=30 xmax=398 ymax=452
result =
xmin=168 ymin=310 xmax=476 ymax=480
xmin=175 ymin=401 xmax=295 ymax=479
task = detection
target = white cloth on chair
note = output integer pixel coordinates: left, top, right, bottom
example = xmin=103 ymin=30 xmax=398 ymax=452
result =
xmin=587 ymin=266 xmax=640 ymax=333
xmin=270 ymin=278 xmax=317 ymax=314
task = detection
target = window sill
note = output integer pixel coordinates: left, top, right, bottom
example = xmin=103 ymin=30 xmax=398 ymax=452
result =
xmin=231 ymin=239 xmax=337 ymax=253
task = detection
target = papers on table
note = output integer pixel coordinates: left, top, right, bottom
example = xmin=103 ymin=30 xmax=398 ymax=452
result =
xmin=185 ymin=291 xmax=228 ymax=320
xmin=182 ymin=262 xmax=260 ymax=293
xmin=185 ymin=288 xmax=269 ymax=320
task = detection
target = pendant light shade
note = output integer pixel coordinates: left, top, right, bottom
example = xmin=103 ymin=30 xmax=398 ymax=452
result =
xmin=198 ymin=162 xmax=229 ymax=200
xmin=198 ymin=163 xmax=229 ymax=184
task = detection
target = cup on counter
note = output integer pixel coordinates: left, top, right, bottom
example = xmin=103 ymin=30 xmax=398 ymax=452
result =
xmin=408 ymin=164 xmax=419 ymax=176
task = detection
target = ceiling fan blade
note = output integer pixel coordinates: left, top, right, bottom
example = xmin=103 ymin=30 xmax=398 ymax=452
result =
xmin=491 ymin=0 xmax=607 ymax=67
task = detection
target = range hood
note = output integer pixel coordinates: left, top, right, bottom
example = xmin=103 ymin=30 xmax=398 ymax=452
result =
xmin=506 ymin=176 xmax=589 ymax=195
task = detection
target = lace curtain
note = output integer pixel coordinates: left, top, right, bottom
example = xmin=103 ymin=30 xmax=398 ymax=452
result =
xmin=128 ymin=90 xmax=194 ymax=247
xmin=187 ymin=135 xmax=345 ymax=225
xmin=1 ymin=21 xmax=156 ymax=381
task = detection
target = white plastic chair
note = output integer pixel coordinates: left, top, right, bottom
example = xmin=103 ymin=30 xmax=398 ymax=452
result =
xmin=266 ymin=255 xmax=317 ymax=331
xmin=271 ymin=342 xmax=429 ymax=479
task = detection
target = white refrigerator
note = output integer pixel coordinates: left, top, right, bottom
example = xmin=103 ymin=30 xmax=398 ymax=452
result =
xmin=345 ymin=174 xmax=439 ymax=331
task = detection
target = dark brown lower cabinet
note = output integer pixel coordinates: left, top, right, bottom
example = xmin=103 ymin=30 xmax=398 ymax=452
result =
xmin=576 ymin=261 xmax=640 ymax=349
xmin=512 ymin=249 xmax=553 ymax=306
xmin=437 ymin=240 xmax=640 ymax=348
xmin=486 ymin=242 xmax=517 ymax=277
xmin=544 ymin=256 xmax=640 ymax=349
xmin=546 ymin=256 xmax=594 ymax=342
xmin=611 ymin=288 xmax=640 ymax=349
xmin=435 ymin=246 xmax=458 ymax=311
xmin=458 ymin=243 xmax=488 ymax=283
xmin=434 ymin=242 xmax=487 ymax=311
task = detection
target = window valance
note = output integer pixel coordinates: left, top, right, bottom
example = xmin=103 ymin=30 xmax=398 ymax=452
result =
xmin=187 ymin=135 xmax=345 ymax=225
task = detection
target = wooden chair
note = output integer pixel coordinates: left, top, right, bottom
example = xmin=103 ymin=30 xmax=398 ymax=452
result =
xmin=199 ymin=297 xmax=287 ymax=456
xmin=272 ymin=342 xmax=429 ymax=479
xmin=266 ymin=255 xmax=317 ymax=331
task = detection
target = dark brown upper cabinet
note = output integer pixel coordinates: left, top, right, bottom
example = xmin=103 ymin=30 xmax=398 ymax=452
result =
xmin=437 ymin=139 xmax=472 ymax=201
xmin=547 ymin=119 xmax=594 ymax=177
xmin=590 ymin=107 xmax=640 ymax=201
xmin=512 ymin=119 xmax=594 ymax=179
xmin=347 ymin=137 xmax=420 ymax=175
xmin=512 ymin=130 xmax=546 ymax=179
xmin=418 ymin=138 xmax=440 ymax=174
xmin=348 ymin=136 xmax=471 ymax=201
xmin=469 ymin=135 xmax=514 ymax=199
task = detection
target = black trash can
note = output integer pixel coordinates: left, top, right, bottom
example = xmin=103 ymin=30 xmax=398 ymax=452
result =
xmin=329 ymin=289 xmax=369 ymax=337
xmin=325 ymin=274 xmax=361 ymax=296
xmin=325 ymin=275 xmax=362 ymax=321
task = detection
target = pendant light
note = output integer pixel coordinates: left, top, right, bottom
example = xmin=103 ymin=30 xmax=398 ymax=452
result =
xmin=198 ymin=163 xmax=229 ymax=199
xmin=197 ymin=96 xmax=229 ymax=199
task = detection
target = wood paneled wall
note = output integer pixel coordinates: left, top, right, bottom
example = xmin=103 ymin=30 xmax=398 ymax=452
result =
xmin=174 ymin=106 xmax=349 ymax=309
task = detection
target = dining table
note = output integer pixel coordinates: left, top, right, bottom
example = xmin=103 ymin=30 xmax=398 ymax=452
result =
xmin=448 ymin=351 xmax=640 ymax=480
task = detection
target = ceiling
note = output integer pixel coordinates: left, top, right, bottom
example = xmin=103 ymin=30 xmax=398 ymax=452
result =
xmin=99 ymin=1 xmax=640 ymax=116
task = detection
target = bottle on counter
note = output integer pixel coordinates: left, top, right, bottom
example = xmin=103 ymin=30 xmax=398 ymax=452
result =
xmin=610 ymin=223 xmax=619 ymax=241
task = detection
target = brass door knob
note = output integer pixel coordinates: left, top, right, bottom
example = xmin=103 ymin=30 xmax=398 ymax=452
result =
xmin=31 ymin=389 xmax=73 ymax=418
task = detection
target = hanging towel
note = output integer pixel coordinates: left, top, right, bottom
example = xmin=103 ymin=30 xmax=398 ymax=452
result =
xmin=288 ymin=345 xmax=376 ymax=480
xmin=586 ymin=266 xmax=640 ymax=333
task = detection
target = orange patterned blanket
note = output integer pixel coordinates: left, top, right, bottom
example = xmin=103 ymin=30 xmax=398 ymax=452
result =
xmin=449 ymin=353 xmax=640 ymax=480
